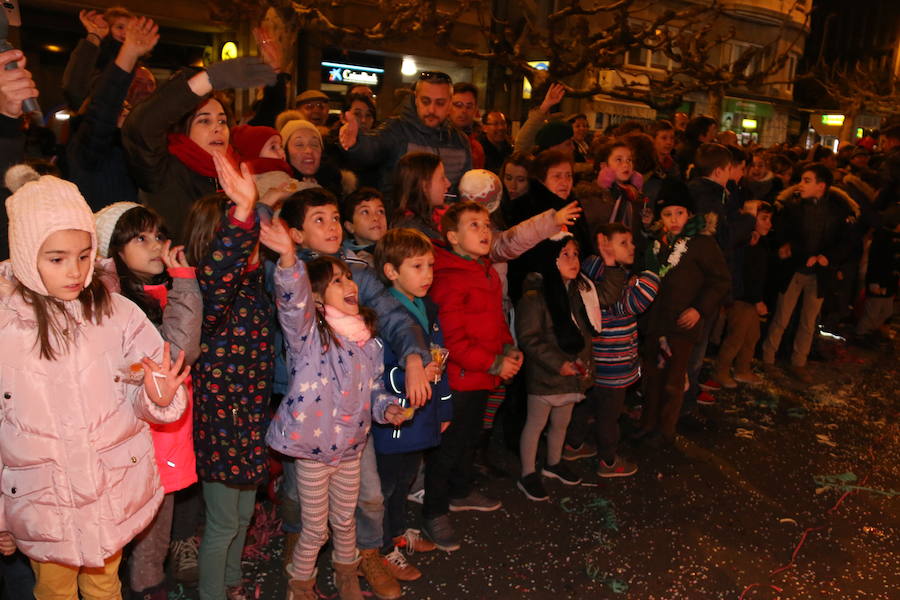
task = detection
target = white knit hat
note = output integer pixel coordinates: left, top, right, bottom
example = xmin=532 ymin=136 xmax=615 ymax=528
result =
xmin=279 ymin=119 xmax=323 ymax=151
xmin=6 ymin=176 xmax=98 ymax=295
xmin=459 ymin=169 xmax=502 ymax=213
xmin=94 ymin=202 xmax=141 ymax=258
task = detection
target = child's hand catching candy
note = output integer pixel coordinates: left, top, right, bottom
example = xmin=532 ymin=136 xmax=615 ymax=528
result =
xmin=141 ymin=342 xmax=190 ymax=407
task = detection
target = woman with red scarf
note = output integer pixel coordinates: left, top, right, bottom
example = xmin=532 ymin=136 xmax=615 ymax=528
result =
xmin=122 ymin=57 xmax=277 ymax=242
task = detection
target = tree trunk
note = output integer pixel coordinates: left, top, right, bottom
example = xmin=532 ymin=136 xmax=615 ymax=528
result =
xmin=839 ymin=107 xmax=858 ymax=143
xmin=706 ymin=87 xmax=724 ymax=121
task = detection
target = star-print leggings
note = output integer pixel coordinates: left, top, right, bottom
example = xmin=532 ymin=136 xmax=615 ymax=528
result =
xmin=289 ymin=456 xmax=362 ymax=580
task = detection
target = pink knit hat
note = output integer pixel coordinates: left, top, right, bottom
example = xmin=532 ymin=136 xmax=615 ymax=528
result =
xmin=6 ymin=176 xmax=98 ymax=296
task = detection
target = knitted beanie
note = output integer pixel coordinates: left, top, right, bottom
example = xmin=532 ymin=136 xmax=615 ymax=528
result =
xmin=6 ymin=176 xmax=98 ymax=295
xmin=654 ymin=177 xmax=695 ymax=218
xmin=231 ymin=125 xmax=281 ymax=160
xmin=458 ymin=169 xmax=503 ymax=213
xmin=280 ymin=119 xmax=323 ymax=150
xmin=535 ymin=120 xmax=574 ymax=151
xmin=94 ymin=201 xmax=141 ymax=258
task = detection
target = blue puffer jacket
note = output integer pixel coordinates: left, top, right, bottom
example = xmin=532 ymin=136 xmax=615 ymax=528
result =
xmin=266 ymin=261 xmax=395 ymax=465
xmin=267 ymin=246 xmax=431 ymax=395
xmin=372 ymin=294 xmax=453 ymax=455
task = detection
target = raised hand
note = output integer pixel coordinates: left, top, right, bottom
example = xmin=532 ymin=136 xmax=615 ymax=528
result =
xmin=253 ymin=26 xmax=283 ymax=74
xmin=339 ymin=110 xmax=359 ymax=151
xmin=79 ymin=9 xmax=109 ymax=43
xmin=597 ymin=233 xmax=617 ymax=266
xmin=260 ymin=218 xmax=296 ymax=267
xmin=214 ymin=153 xmax=257 ymax=221
xmin=160 ymin=240 xmax=190 ymax=269
xmin=0 ymin=51 xmax=38 ymax=119
xmin=540 ymin=82 xmax=566 ymax=114
xmin=122 ymin=17 xmax=159 ymax=58
xmin=554 ymin=201 xmax=582 ymax=228
xmin=141 ymin=343 xmax=190 ymax=408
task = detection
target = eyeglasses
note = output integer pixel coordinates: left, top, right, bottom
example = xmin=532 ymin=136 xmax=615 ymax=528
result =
xmin=300 ymin=101 xmax=328 ymax=110
xmin=418 ymin=71 xmax=452 ymax=84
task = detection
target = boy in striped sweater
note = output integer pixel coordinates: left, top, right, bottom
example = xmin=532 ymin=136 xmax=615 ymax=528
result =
xmin=563 ymin=223 xmax=660 ymax=477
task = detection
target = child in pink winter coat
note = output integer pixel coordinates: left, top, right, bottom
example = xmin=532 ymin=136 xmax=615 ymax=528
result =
xmin=0 ymin=176 xmax=189 ymax=598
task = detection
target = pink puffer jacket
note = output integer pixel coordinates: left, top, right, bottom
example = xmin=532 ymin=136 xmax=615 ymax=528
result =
xmin=0 ymin=265 xmax=187 ymax=568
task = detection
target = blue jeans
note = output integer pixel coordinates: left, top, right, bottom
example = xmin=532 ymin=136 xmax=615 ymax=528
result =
xmin=2 ymin=551 xmax=35 ymax=599
xmin=198 ymin=482 xmax=256 ymax=600
xmin=355 ymin=436 xmax=385 ymax=550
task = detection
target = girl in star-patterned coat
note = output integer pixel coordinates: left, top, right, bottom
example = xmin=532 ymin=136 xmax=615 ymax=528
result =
xmin=260 ymin=217 xmax=402 ymax=599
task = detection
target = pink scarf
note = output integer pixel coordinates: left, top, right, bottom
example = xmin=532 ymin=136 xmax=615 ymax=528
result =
xmin=324 ymin=305 xmax=371 ymax=346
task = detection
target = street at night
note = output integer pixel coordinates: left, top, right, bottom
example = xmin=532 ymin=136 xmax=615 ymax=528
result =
xmin=173 ymin=334 xmax=898 ymax=600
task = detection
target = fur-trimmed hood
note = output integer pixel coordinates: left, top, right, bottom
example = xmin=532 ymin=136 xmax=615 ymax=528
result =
xmin=776 ymin=184 xmax=860 ymax=221
xmin=839 ymin=173 xmax=877 ymax=204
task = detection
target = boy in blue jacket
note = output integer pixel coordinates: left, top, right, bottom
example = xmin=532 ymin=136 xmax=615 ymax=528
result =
xmin=274 ymin=188 xmax=434 ymax=596
xmin=372 ymin=227 xmax=452 ymax=581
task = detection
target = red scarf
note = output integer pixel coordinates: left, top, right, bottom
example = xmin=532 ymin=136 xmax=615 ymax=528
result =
xmin=244 ymin=157 xmax=293 ymax=176
xmin=167 ymin=133 xmax=240 ymax=178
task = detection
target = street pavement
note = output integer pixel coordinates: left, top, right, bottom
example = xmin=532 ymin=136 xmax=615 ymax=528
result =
xmin=168 ymin=333 xmax=898 ymax=600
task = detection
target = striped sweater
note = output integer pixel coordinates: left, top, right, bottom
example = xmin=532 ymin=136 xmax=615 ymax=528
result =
xmin=582 ymin=257 xmax=660 ymax=388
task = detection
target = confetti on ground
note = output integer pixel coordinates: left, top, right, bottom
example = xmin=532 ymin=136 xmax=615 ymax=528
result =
xmin=161 ymin=331 xmax=900 ymax=599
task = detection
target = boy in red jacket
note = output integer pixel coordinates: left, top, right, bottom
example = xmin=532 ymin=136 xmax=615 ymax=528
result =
xmin=424 ymin=201 xmax=523 ymax=551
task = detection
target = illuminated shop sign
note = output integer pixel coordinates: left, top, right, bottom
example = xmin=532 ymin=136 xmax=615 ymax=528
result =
xmin=821 ymin=114 xmax=845 ymax=126
xmin=322 ymin=61 xmax=384 ymax=86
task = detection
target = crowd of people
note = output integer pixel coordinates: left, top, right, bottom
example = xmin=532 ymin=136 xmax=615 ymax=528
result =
xmin=0 ymin=6 xmax=898 ymax=600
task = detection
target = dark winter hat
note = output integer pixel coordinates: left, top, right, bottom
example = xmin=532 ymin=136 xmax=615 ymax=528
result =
xmin=231 ymin=125 xmax=280 ymax=160
xmin=654 ymin=177 xmax=695 ymax=217
xmin=535 ymin=120 xmax=574 ymax=151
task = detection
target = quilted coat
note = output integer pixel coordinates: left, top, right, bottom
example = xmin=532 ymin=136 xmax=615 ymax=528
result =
xmin=0 ymin=263 xmax=187 ymax=568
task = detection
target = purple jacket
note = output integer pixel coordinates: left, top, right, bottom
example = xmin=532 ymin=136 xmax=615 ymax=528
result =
xmin=266 ymin=261 xmax=395 ymax=465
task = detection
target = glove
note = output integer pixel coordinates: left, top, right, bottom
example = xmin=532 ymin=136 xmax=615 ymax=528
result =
xmin=206 ymin=56 xmax=276 ymax=91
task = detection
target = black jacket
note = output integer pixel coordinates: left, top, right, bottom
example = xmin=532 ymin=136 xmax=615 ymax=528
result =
xmin=772 ymin=185 xmax=859 ymax=298
xmin=121 ymin=70 xmax=219 ymax=241
xmin=67 ymin=62 xmax=138 ymax=212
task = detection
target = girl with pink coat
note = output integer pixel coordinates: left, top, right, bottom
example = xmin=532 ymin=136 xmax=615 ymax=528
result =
xmin=0 ymin=176 xmax=189 ymax=599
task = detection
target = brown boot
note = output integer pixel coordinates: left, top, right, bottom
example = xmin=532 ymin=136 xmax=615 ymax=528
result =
xmin=285 ymin=574 xmax=318 ymax=600
xmin=356 ymin=548 xmax=401 ymax=599
xmin=283 ymin=532 xmax=300 ymax=570
xmin=333 ymin=557 xmax=366 ymax=600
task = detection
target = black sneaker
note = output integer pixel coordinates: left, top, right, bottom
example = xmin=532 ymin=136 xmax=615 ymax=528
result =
xmin=448 ymin=490 xmax=502 ymax=512
xmin=421 ymin=514 xmax=461 ymax=552
xmin=540 ymin=462 xmax=582 ymax=485
xmin=516 ymin=472 xmax=549 ymax=502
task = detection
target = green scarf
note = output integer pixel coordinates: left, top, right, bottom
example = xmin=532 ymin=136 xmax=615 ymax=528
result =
xmin=388 ymin=287 xmax=430 ymax=332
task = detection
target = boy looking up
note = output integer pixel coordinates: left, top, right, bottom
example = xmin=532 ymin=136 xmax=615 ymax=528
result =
xmin=425 ymin=201 xmax=522 ymax=549
xmin=370 ymin=228 xmax=452 ymax=583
